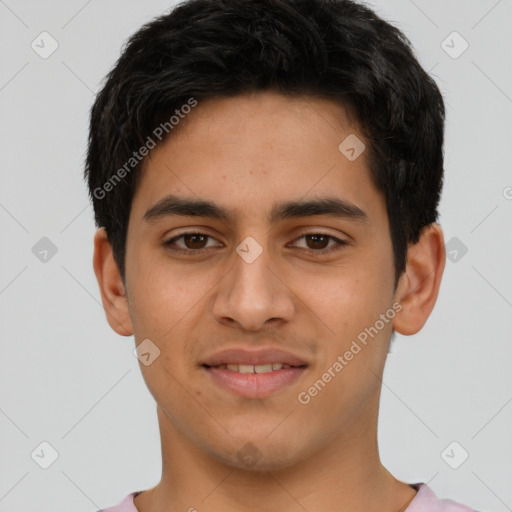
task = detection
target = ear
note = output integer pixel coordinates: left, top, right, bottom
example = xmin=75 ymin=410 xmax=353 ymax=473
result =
xmin=392 ymin=223 xmax=446 ymax=336
xmin=93 ymin=227 xmax=134 ymax=337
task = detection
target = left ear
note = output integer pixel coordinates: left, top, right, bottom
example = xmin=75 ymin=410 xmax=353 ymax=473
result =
xmin=392 ymin=223 xmax=446 ymax=336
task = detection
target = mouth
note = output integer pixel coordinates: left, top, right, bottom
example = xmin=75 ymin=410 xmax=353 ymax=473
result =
xmin=204 ymin=362 xmax=296 ymax=373
xmin=201 ymin=348 xmax=309 ymax=398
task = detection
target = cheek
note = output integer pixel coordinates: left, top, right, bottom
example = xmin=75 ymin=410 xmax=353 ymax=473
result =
xmin=128 ymin=249 xmax=211 ymax=337
xmin=289 ymin=252 xmax=394 ymax=402
xmin=128 ymin=254 xmax=214 ymax=377
xmin=292 ymin=261 xmax=390 ymax=339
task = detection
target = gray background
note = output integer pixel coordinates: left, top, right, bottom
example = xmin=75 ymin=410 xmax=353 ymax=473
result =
xmin=1 ymin=0 xmax=511 ymax=510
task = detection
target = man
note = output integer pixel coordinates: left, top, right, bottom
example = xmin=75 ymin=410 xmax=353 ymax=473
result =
xmin=85 ymin=0 xmax=478 ymax=510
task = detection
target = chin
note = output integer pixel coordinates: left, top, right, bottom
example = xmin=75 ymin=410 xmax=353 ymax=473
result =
xmin=208 ymin=436 xmax=311 ymax=473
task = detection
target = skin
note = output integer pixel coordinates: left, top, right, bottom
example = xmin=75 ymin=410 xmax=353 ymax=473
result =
xmin=93 ymin=90 xmax=445 ymax=512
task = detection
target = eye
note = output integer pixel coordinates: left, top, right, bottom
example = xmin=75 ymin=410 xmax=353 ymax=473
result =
xmin=289 ymin=233 xmax=348 ymax=254
xmin=163 ymin=232 xmax=222 ymax=255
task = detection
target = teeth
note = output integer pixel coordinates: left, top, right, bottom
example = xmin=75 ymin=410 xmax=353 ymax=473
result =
xmin=215 ymin=363 xmax=293 ymax=373
xmin=239 ymin=364 xmax=254 ymax=373
xmin=255 ymin=364 xmax=273 ymax=373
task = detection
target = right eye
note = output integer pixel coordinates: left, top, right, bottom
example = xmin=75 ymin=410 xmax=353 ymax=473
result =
xmin=163 ymin=232 xmax=223 ymax=255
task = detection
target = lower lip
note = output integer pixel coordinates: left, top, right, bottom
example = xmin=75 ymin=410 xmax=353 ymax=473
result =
xmin=204 ymin=366 xmax=306 ymax=398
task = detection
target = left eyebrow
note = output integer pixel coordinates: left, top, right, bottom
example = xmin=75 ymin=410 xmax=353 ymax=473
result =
xmin=143 ymin=194 xmax=370 ymax=225
xmin=270 ymin=196 xmax=370 ymax=225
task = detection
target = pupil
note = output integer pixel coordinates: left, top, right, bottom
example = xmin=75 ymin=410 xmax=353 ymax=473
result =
xmin=307 ymin=234 xmax=328 ymax=249
xmin=185 ymin=234 xmax=207 ymax=249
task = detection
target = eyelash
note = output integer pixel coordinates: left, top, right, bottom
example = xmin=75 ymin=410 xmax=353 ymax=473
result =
xmin=163 ymin=231 xmax=348 ymax=256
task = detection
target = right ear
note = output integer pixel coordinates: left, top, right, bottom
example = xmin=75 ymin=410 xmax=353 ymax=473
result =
xmin=92 ymin=228 xmax=134 ymax=336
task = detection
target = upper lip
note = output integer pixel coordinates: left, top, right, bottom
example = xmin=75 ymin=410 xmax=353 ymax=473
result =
xmin=201 ymin=347 xmax=308 ymax=367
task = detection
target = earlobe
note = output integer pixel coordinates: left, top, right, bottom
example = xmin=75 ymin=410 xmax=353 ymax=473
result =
xmin=392 ymin=223 xmax=446 ymax=336
xmin=92 ymin=228 xmax=134 ymax=337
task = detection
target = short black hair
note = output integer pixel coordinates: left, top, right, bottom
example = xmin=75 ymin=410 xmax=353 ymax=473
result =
xmin=84 ymin=0 xmax=445 ymax=288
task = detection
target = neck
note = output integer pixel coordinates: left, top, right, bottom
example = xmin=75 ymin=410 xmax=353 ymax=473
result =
xmin=133 ymin=404 xmax=417 ymax=512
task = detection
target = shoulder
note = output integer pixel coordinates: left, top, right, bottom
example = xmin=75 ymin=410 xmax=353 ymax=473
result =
xmin=96 ymin=491 xmax=141 ymax=512
xmin=406 ymin=483 xmax=480 ymax=512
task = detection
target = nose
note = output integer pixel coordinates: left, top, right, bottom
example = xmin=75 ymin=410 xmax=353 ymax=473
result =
xmin=212 ymin=241 xmax=295 ymax=331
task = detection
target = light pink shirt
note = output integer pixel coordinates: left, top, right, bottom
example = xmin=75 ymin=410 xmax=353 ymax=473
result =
xmin=98 ymin=483 xmax=478 ymax=511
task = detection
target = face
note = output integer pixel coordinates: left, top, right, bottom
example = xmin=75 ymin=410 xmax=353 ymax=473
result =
xmin=122 ymin=91 xmax=399 ymax=470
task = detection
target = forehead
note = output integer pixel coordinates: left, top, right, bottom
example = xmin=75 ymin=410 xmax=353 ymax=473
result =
xmin=129 ymin=91 xmax=384 ymax=227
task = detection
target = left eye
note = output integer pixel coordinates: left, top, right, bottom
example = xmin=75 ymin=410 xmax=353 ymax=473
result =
xmin=290 ymin=233 xmax=347 ymax=252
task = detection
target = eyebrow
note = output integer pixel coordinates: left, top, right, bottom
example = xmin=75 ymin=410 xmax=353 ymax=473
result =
xmin=143 ymin=194 xmax=369 ymax=225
